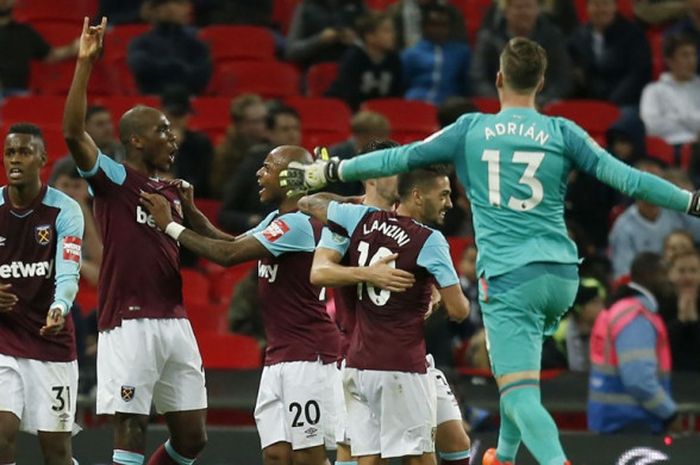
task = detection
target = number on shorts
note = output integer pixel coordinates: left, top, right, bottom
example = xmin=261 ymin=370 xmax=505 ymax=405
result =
xmin=51 ymin=385 xmax=70 ymax=412
xmin=356 ymin=240 xmax=394 ymax=306
xmin=289 ymin=400 xmax=321 ymax=427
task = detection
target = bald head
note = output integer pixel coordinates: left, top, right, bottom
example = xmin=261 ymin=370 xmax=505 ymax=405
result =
xmin=119 ymin=106 xmax=165 ymax=146
xmin=269 ymin=145 xmax=313 ymax=167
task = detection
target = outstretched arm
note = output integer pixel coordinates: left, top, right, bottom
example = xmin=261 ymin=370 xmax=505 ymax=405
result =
xmin=140 ymin=192 xmax=270 ymax=266
xmin=174 ymin=180 xmax=235 ymax=240
xmin=310 ymin=247 xmax=415 ymax=292
xmin=63 ymin=17 xmax=107 ymax=172
xmin=298 ymin=192 xmax=353 ymax=225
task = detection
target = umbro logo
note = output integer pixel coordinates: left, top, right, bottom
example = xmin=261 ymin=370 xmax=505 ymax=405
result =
xmin=0 ymin=236 xmax=5 ymax=246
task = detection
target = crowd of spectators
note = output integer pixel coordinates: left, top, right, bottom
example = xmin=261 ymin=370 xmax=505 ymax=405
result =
xmin=2 ymin=0 xmax=700 ymax=416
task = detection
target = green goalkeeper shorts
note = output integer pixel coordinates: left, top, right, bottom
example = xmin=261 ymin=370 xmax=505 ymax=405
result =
xmin=479 ymin=262 xmax=579 ymax=377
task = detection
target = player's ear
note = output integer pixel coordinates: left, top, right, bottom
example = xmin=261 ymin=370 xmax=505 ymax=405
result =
xmin=495 ymin=70 xmax=504 ymax=90
xmin=129 ymin=134 xmax=144 ymax=149
xmin=536 ymin=75 xmax=545 ymax=93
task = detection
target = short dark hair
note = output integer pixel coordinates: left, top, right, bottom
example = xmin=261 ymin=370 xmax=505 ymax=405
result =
xmin=49 ymin=157 xmax=80 ymax=185
xmin=397 ymin=164 xmax=452 ymax=199
xmin=630 ymin=252 xmax=663 ymax=285
xmin=663 ymin=32 xmax=697 ymax=59
xmin=266 ymin=105 xmax=300 ymax=130
xmin=500 ymin=37 xmax=548 ymax=93
xmin=360 ymin=139 xmax=399 ymax=154
xmin=355 ymin=11 xmax=391 ymax=39
xmin=8 ymin=122 xmax=44 ymax=142
xmin=421 ymin=4 xmax=450 ymax=26
xmin=86 ymin=105 xmax=109 ymax=122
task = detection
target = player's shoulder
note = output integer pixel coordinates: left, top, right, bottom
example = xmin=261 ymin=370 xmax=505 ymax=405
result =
xmin=272 ymin=210 xmax=315 ymax=233
xmin=42 ymin=187 xmax=81 ymax=213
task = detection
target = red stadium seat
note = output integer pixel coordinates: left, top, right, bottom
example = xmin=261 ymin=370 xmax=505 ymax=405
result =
xmin=190 ymin=97 xmax=230 ymax=136
xmin=194 ymin=198 xmax=223 ymax=228
xmin=365 ymin=0 xmax=397 ymax=11
xmin=472 ymin=97 xmax=500 ymax=114
xmin=210 ymin=61 xmax=301 ymax=99
xmin=450 ymin=0 xmax=492 ymax=45
xmin=361 ymin=98 xmax=438 ymax=144
xmin=13 ymin=0 xmax=95 ymax=24
xmin=1 ymin=95 xmax=65 ymax=126
xmin=90 ymin=95 xmax=160 ymax=120
xmin=188 ymin=302 xmax=228 ymax=334
xmin=543 ymin=99 xmax=620 ymax=139
xmin=645 ymin=136 xmax=694 ymax=169
xmin=76 ymin=279 xmax=99 ymax=315
xmin=104 ymin=24 xmax=150 ymax=61
xmin=32 ymin=23 xmax=78 ymax=47
xmin=105 ymin=55 xmax=141 ymax=96
xmin=647 ymin=28 xmax=665 ymax=80
xmin=286 ymin=96 xmax=352 ymax=149
xmin=199 ymin=26 xmax=276 ymax=63
xmin=197 ymin=331 xmax=262 ymax=369
xmin=306 ymin=62 xmax=338 ymax=97
xmin=29 ymin=60 xmax=117 ymax=96
xmin=181 ymin=268 xmax=211 ymax=307
xmin=272 ymin=0 xmax=302 ymax=34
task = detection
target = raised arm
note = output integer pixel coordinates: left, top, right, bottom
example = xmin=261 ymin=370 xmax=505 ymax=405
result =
xmin=298 ymin=192 xmax=350 ymax=225
xmin=174 ymin=180 xmax=234 ymax=241
xmin=63 ymin=17 xmax=107 ymax=172
xmin=140 ymin=192 xmax=269 ymax=267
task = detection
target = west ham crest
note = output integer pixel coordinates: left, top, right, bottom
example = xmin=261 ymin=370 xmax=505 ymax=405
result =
xmin=35 ymin=225 xmax=52 ymax=245
xmin=121 ymin=385 xmax=135 ymax=402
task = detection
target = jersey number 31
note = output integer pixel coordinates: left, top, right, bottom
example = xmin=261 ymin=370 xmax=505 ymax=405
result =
xmin=482 ymin=150 xmax=545 ymax=211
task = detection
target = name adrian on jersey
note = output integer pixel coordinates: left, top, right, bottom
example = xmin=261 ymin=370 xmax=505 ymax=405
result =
xmin=0 ymin=260 xmax=53 ymax=279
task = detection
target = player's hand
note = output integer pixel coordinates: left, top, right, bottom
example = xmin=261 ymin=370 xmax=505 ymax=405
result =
xmin=0 ymin=283 xmax=18 ymax=312
xmin=139 ymin=191 xmax=173 ymax=230
xmin=280 ymin=148 xmax=341 ymax=197
xmin=78 ymin=16 xmax=107 ymax=63
xmin=424 ymin=285 xmax=442 ymax=320
xmin=170 ymin=179 xmax=194 ymax=208
xmin=364 ymin=254 xmax=415 ymax=292
xmin=40 ymin=308 xmax=65 ymax=337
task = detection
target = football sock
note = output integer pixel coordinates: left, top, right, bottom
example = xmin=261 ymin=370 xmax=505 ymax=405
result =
xmin=439 ymin=449 xmax=471 ymax=464
xmin=500 ymin=381 xmax=567 ymax=465
xmin=146 ymin=440 xmax=195 ymax=465
xmin=113 ymin=449 xmax=144 ymax=465
xmin=496 ymin=382 xmax=524 ymax=463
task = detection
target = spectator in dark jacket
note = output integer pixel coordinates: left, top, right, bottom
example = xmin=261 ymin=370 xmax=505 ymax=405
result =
xmin=219 ymin=106 xmax=302 ymax=234
xmin=99 ymin=0 xmax=146 ymax=25
xmin=387 ymin=0 xmax=467 ymax=48
xmin=402 ymin=4 xmax=471 ymax=104
xmin=326 ymin=11 xmax=403 ymax=111
xmin=285 ymin=0 xmax=366 ymax=67
xmin=665 ymin=0 xmax=700 ymax=71
xmin=471 ymin=0 xmax=572 ymax=103
xmin=127 ymin=0 xmax=212 ymax=95
xmin=0 ymin=0 xmax=78 ymax=96
xmin=568 ymin=0 xmax=652 ymax=106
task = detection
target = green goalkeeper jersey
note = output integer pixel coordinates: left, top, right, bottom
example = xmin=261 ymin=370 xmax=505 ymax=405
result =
xmin=339 ymin=108 xmax=691 ymax=278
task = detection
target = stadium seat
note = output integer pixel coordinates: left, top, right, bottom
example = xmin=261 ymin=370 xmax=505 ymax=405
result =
xmin=365 ymin=0 xmax=397 ymax=11
xmin=472 ymin=97 xmax=500 ymax=114
xmin=450 ymin=0 xmax=492 ymax=45
xmin=1 ymin=95 xmax=65 ymax=126
xmin=188 ymin=302 xmax=228 ymax=334
xmin=543 ymin=99 xmax=621 ymax=139
xmin=209 ymin=263 xmax=256 ymax=305
xmin=105 ymin=55 xmax=141 ymax=96
xmin=181 ymin=268 xmax=211 ymax=308
xmin=306 ymin=62 xmax=338 ymax=97
xmin=286 ymin=96 xmax=352 ymax=149
xmin=76 ymin=279 xmax=99 ymax=316
xmin=190 ymin=97 xmax=230 ymax=137
xmin=645 ymin=136 xmax=693 ymax=169
xmin=32 ymin=22 xmax=78 ymax=47
xmin=447 ymin=236 xmax=474 ymax=267
xmin=272 ymin=0 xmax=302 ymax=34
xmin=90 ymin=95 xmax=160 ymax=120
xmin=647 ymin=28 xmax=665 ymax=80
xmin=29 ymin=60 xmax=116 ymax=96
xmin=194 ymin=198 xmax=223 ymax=228
xmin=197 ymin=331 xmax=262 ymax=369
xmin=210 ymin=61 xmax=301 ymax=99
xmin=361 ymin=98 xmax=438 ymax=144
xmin=13 ymin=0 xmax=96 ymax=24
xmin=199 ymin=26 xmax=276 ymax=63
xmin=104 ymin=24 xmax=150 ymax=61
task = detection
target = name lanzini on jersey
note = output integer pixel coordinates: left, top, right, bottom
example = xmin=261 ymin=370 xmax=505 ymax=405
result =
xmin=362 ymin=219 xmax=411 ymax=247
xmin=484 ymin=122 xmax=550 ymax=146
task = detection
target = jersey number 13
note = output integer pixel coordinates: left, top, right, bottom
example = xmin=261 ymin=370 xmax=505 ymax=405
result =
xmin=482 ymin=150 xmax=545 ymax=211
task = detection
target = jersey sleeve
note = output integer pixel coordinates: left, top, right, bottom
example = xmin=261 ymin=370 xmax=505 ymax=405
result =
xmin=318 ymin=226 xmax=350 ymax=256
xmin=252 ymin=212 xmax=316 ymax=256
xmin=339 ymin=114 xmax=475 ymax=182
xmin=52 ymin=197 xmax=84 ymax=315
xmin=77 ymin=152 xmax=127 ymax=197
xmin=561 ymin=120 xmax=691 ymax=212
xmin=326 ymin=201 xmax=374 ymax=237
xmin=242 ymin=210 xmax=278 ymax=237
xmin=416 ymin=231 xmax=459 ymax=288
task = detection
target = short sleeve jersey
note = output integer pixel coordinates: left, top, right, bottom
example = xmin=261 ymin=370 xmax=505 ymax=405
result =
xmin=326 ymin=202 xmax=458 ymax=373
xmin=79 ymin=153 xmax=186 ymax=330
xmin=249 ymin=210 xmax=340 ymax=365
xmin=0 ymin=186 xmax=83 ymax=362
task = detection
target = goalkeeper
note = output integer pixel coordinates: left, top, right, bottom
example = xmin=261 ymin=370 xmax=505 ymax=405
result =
xmin=280 ymin=38 xmax=699 ymax=465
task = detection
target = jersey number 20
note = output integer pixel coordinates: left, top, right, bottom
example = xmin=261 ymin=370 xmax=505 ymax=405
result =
xmin=482 ymin=150 xmax=545 ymax=211
xmin=356 ymin=240 xmax=393 ymax=306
